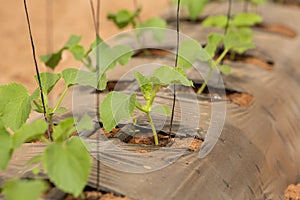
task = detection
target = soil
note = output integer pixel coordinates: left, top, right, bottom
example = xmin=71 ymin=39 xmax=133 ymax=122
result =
xmin=243 ymin=57 xmax=273 ymax=71
xmin=256 ymin=23 xmax=297 ymax=38
xmin=227 ymin=93 xmax=254 ymax=107
xmin=64 ymin=191 xmax=130 ymax=200
xmin=133 ymin=48 xmax=172 ymax=57
xmin=284 ymin=183 xmax=300 ymax=200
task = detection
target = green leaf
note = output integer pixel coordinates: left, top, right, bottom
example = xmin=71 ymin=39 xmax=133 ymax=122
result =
xmin=40 ymin=50 xmax=63 ymax=70
xmin=12 ymin=119 xmax=48 ymax=149
xmin=107 ymin=9 xmax=138 ymax=29
xmin=205 ymin=33 xmax=224 ymax=57
xmin=65 ymin=35 xmax=82 ymax=48
xmin=111 ymin=44 xmax=134 ymax=66
xmin=236 ymin=27 xmax=253 ymax=42
xmin=202 ymin=15 xmax=228 ymax=29
xmin=134 ymin=71 xmax=152 ymax=101
xmin=100 ymin=92 xmax=136 ymax=132
xmin=224 ymin=28 xmax=255 ymax=53
xmin=52 ymin=118 xmax=75 ymax=142
xmin=178 ymin=39 xmax=210 ymax=69
xmin=218 ymin=65 xmax=231 ymax=75
xmin=0 ymin=120 xmax=13 ymax=170
xmin=2 ymin=179 xmax=47 ymax=200
xmin=40 ymin=35 xmax=82 ymax=69
xmin=69 ymin=45 xmax=85 ymax=61
xmin=150 ymin=66 xmax=193 ymax=86
xmin=187 ymin=0 xmax=208 ymax=21
xmin=0 ymin=83 xmax=31 ymax=131
xmin=62 ymin=68 xmax=79 ymax=87
xmin=26 ymin=154 xmax=43 ymax=166
xmin=140 ymin=18 xmax=167 ymax=42
xmin=86 ymin=35 xmax=103 ymax=56
xmin=76 ymin=115 xmax=94 ymax=131
xmin=42 ymin=136 xmax=91 ymax=197
xmin=76 ymin=70 xmax=98 ymax=89
xmin=151 ymin=105 xmax=170 ymax=115
xmin=251 ymin=0 xmax=267 ymax=5
xmin=35 ymin=72 xmax=61 ymax=94
xmin=52 ymin=106 xmax=68 ymax=114
xmin=98 ymin=73 xmax=108 ymax=91
xmin=233 ymin=13 xmax=262 ymax=27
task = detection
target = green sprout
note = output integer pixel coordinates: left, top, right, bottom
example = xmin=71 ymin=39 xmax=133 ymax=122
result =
xmin=100 ymin=66 xmax=193 ymax=145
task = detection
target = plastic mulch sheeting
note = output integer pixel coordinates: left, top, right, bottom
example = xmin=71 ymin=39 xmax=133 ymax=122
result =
xmin=1 ymin=2 xmax=300 ymax=200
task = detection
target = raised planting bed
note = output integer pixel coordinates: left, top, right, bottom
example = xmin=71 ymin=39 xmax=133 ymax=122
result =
xmin=1 ymin=1 xmax=300 ymax=200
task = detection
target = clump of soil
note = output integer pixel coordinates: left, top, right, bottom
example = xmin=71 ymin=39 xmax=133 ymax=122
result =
xmin=284 ymin=183 xmax=300 ymax=200
xmin=241 ymin=57 xmax=274 ymax=71
xmin=134 ymin=48 xmax=171 ymax=57
xmin=65 ymin=191 xmax=130 ymax=200
xmin=128 ymin=133 xmax=171 ymax=147
xmin=256 ymin=23 xmax=297 ymax=38
xmin=227 ymin=93 xmax=254 ymax=107
xmin=102 ymin=128 xmax=120 ymax=138
xmin=171 ymin=138 xmax=203 ymax=151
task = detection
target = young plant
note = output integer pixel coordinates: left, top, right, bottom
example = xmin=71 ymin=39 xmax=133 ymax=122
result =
xmin=202 ymin=12 xmax=262 ymax=57
xmin=0 ymin=69 xmax=94 ymax=198
xmin=40 ymin=35 xmax=134 ymax=91
xmin=244 ymin=0 xmax=267 ymax=12
xmin=100 ymin=65 xmax=193 ymax=145
xmin=177 ymin=27 xmax=254 ymax=95
xmin=173 ymin=0 xmax=209 ymax=21
xmin=107 ymin=5 xmax=167 ymax=43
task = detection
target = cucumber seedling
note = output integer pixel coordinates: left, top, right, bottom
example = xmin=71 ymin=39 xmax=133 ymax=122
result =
xmin=202 ymin=12 xmax=262 ymax=59
xmin=177 ymin=24 xmax=256 ymax=95
xmin=172 ymin=0 xmax=208 ymax=21
xmin=100 ymin=65 xmax=193 ymax=145
xmin=0 ymin=70 xmax=94 ymax=197
xmin=107 ymin=1 xmax=167 ymax=44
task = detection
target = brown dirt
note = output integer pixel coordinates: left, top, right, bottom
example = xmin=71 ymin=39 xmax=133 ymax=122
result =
xmin=284 ymin=183 xmax=300 ymax=200
xmin=170 ymin=138 xmax=203 ymax=151
xmin=243 ymin=57 xmax=273 ymax=71
xmin=227 ymin=93 xmax=254 ymax=107
xmin=257 ymin=24 xmax=297 ymax=38
xmin=134 ymin=49 xmax=171 ymax=57
xmin=128 ymin=133 xmax=171 ymax=147
xmin=65 ymin=191 xmax=130 ymax=200
xmin=0 ymin=0 xmax=169 ymax=94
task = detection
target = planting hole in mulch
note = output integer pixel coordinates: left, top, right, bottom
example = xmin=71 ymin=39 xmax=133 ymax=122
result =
xmin=227 ymin=93 xmax=254 ymax=107
xmin=64 ymin=191 xmax=130 ymax=200
xmin=167 ymin=16 xmax=207 ymax=24
xmin=222 ymin=52 xmax=274 ymax=71
xmin=133 ymin=48 xmax=172 ymax=57
xmin=284 ymin=183 xmax=300 ymax=200
xmin=255 ymin=23 xmax=297 ymax=38
xmin=212 ymin=47 xmax=275 ymax=71
xmin=189 ymin=83 xmax=254 ymax=107
xmin=96 ymin=124 xmax=203 ymax=152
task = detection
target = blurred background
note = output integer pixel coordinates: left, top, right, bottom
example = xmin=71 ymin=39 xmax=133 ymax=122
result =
xmin=0 ymin=0 xmax=169 ymax=92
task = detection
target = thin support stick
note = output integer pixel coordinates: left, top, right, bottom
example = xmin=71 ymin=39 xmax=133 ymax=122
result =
xmin=89 ymin=0 xmax=101 ymax=192
xmin=24 ymin=0 xmax=51 ymax=141
xmin=224 ymin=0 xmax=232 ymax=35
xmin=169 ymin=0 xmax=180 ymax=135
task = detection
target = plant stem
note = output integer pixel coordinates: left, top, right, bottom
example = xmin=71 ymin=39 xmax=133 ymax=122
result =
xmin=147 ymin=112 xmax=158 ymax=145
xmin=197 ymin=68 xmax=213 ymax=94
xmin=148 ymin=85 xmax=159 ymax=109
xmin=33 ymin=100 xmax=43 ymax=112
xmin=216 ymin=48 xmax=228 ymax=65
xmin=197 ymin=48 xmax=228 ymax=94
xmin=52 ymin=87 xmax=68 ymax=114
